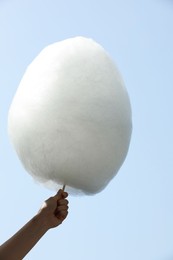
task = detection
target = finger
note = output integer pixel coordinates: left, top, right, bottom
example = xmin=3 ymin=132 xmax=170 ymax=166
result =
xmin=58 ymin=199 xmax=68 ymax=206
xmin=56 ymin=189 xmax=63 ymax=198
xmin=61 ymin=191 xmax=68 ymax=199
xmin=55 ymin=209 xmax=68 ymax=220
xmin=55 ymin=204 xmax=68 ymax=215
xmin=57 ymin=205 xmax=68 ymax=211
xmin=57 ymin=210 xmax=68 ymax=219
xmin=54 ymin=190 xmax=68 ymax=199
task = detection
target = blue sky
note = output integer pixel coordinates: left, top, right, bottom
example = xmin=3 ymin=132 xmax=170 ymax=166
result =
xmin=1 ymin=0 xmax=173 ymax=259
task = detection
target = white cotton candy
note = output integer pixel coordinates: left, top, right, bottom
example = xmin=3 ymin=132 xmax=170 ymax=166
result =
xmin=8 ymin=36 xmax=132 ymax=195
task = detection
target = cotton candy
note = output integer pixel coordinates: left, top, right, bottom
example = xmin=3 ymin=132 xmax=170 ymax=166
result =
xmin=8 ymin=36 xmax=132 ymax=195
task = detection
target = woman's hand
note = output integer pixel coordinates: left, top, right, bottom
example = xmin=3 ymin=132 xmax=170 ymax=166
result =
xmin=0 ymin=190 xmax=69 ymax=260
xmin=38 ymin=189 xmax=69 ymax=229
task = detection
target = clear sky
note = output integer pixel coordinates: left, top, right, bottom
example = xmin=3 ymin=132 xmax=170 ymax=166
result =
xmin=1 ymin=0 xmax=173 ymax=259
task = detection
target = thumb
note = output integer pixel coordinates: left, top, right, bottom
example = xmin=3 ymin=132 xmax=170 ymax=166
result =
xmin=54 ymin=189 xmax=68 ymax=199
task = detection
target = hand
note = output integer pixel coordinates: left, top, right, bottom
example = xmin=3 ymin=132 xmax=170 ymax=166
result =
xmin=0 ymin=190 xmax=68 ymax=260
xmin=38 ymin=189 xmax=69 ymax=229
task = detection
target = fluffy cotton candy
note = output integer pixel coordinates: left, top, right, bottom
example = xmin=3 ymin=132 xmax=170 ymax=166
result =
xmin=8 ymin=36 xmax=132 ymax=195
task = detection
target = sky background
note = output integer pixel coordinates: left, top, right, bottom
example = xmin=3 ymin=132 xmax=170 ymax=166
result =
xmin=0 ymin=0 xmax=173 ymax=259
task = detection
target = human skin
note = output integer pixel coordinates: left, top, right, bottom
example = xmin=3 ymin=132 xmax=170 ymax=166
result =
xmin=0 ymin=189 xmax=68 ymax=260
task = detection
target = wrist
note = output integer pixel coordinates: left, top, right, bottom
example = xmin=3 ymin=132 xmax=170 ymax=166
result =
xmin=33 ymin=212 xmax=50 ymax=233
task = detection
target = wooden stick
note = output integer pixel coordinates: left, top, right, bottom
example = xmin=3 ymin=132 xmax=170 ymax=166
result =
xmin=62 ymin=184 xmax=66 ymax=191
